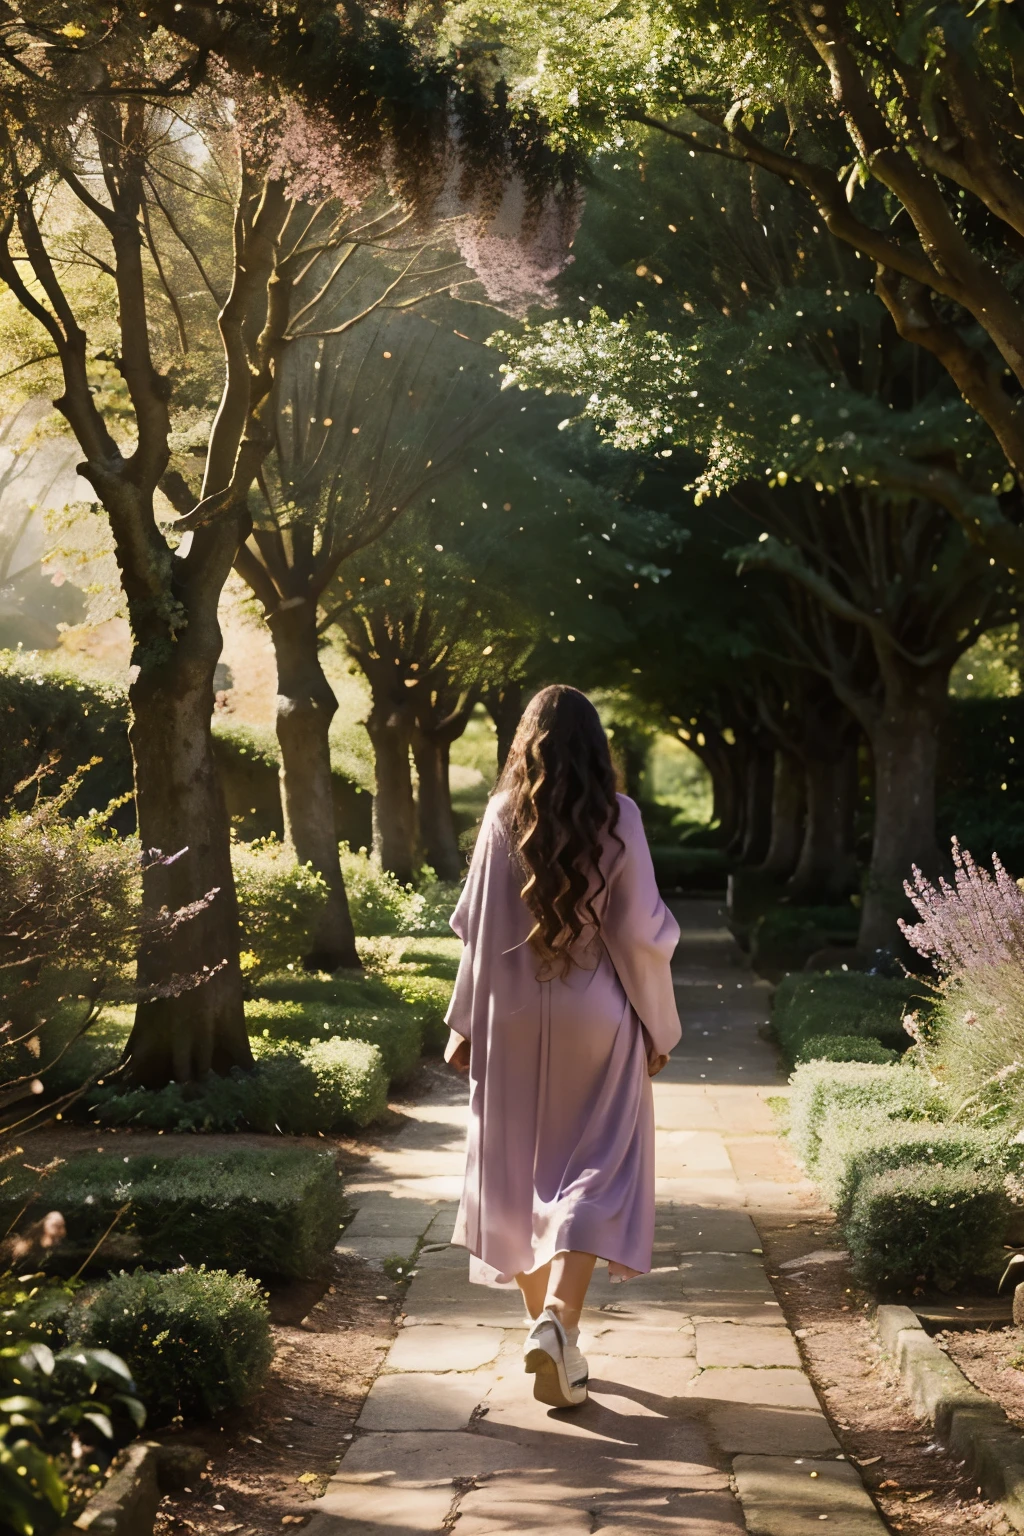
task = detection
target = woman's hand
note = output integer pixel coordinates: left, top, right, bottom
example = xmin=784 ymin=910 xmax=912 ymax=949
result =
xmin=647 ymin=1050 xmax=669 ymax=1078
xmin=641 ymin=1024 xmax=669 ymax=1078
xmin=446 ymin=1035 xmax=471 ymax=1075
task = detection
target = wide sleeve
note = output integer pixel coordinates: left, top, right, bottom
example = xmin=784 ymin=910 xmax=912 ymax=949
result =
xmin=444 ymin=796 xmax=505 ymax=1049
xmin=600 ymin=795 xmax=682 ymax=1057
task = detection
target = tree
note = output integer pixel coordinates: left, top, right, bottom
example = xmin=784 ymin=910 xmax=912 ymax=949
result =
xmin=242 ymin=271 xmax=505 ymax=958
xmin=500 ymin=134 xmax=1014 ymax=949
xmin=446 ymin=0 xmax=1024 ymax=569
xmin=0 ymin=74 xmax=453 ymax=1081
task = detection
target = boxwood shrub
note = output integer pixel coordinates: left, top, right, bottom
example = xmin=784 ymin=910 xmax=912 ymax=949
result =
xmin=787 ymin=1060 xmax=942 ymax=1173
xmin=751 ymin=904 xmax=859 ymax=977
xmin=88 ymin=1036 xmax=388 ymax=1134
xmin=77 ymin=1268 xmax=273 ymax=1425
xmin=815 ymin=1119 xmax=1002 ymax=1218
xmin=245 ymin=997 xmax=423 ymax=1083
xmin=795 ymin=1034 xmax=898 ymax=1067
xmin=846 ymin=1164 xmax=1009 ymax=1293
xmin=773 ymin=970 xmax=929 ymax=1067
xmin=1 ymin=1147 xmax=344 ymax=1279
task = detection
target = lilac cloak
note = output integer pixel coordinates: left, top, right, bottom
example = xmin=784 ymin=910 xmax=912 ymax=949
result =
xmin=445 ymin=792 xmax=681 ymax=1286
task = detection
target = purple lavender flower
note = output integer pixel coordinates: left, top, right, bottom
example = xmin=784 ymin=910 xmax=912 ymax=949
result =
xmin=899 ymin=838 xmax=1024 ymax=976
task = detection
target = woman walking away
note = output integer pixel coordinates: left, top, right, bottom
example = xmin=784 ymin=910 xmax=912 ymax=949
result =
xmin=444 ymin=685 xmax=681 ymax=1410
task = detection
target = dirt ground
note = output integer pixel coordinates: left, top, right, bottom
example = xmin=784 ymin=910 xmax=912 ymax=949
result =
xmin=757 ymin=1213 xmax=1015 ymax=1535
xmin=944 ymin=1327 xmax=1024 ymax=1432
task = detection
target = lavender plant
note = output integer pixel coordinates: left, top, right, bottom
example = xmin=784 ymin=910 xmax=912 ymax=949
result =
xmin=899 ymin=840 xmax=1024 ymax=1122
xmin=899 ymin=838 xmax=1024 ymax=975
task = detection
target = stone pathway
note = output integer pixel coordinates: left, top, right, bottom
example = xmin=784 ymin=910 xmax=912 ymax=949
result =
xmin=311 ymin=899 xmax=888 ymax=1534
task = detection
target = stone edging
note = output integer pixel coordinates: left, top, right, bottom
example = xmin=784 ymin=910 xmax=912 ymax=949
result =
xmin=877 ymin=1303 xmax=1024 ymax=1531
xmin=55 ymin=1439 xmax=202 ymax=1535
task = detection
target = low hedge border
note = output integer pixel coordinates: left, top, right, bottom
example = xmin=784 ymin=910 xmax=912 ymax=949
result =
xmin=787 ymin=1060 xmax=942 ymax=1173
xmin=1 ymin=1147 xmax=344 ymax=1280
xmin=245 ymin=998 xmax=422 ymax=1084
xmin=787 ymin=1056 xmax=1015 ymax=1294
xmin=773 ymin=969 xmax=929 ymax=1068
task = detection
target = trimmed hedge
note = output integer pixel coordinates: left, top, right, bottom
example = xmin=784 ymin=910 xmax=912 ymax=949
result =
xmin=816 ymin=1119 xmax=1001 ymax=1218
xmin=846 ymin=1164 xmax=1009 ymax=1293
xmin=245 ymin=998 xmax=423 ymax=1084
xmin=77 ymin=1268 xmax=273 ymax=1425
xmin=90 ymin=1036 xmax=387 ymax=1134
xmin=374 ymin=936 xmax=461 ymax=1054
xmin=0 ymin=653 xmax=132 ymax=815
xmin=1 ymin=1148 xmax=344 ymax=1280
xmin=751 ymin=905 xmax=859 ymax=977
xmin=795 ymin=1034 xmax=898 ymax=1067
xmin=787 ymin=1060 xmax=942 ymax=1173
xmin=773 ymin=970 xmax=928 ymax=1067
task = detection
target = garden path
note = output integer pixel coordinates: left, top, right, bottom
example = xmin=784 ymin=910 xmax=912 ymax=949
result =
xmin=310 ymin=898 xmax=889 ymax=1535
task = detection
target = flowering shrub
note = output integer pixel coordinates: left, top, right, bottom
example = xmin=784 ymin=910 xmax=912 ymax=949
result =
xmin=899 ymin=838 xmax=1024 ymax=975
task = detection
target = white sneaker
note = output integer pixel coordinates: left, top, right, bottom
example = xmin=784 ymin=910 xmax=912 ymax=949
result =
xmin=523 ymin=1308 xmax=588 ymax=1408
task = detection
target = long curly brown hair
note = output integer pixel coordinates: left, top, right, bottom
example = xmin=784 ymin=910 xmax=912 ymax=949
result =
xmin=497 ymin=685 xmax=622 ymax=976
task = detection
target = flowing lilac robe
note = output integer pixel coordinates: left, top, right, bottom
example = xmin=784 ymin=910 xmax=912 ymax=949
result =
xmin=445 ymin=792 xmax=681 ymax=1286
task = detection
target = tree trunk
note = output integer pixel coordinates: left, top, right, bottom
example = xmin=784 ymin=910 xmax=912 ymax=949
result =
xmin=739 ymin=742 xmax=775 ymax=865
xmin=483 ymin=682 xmax=524 ymax=776
xmin=856 ymin=670 xmax=947 ymax=959
xmin=367 ymin=692 xmax=417 ymax=885
xmin=788 ymin=741 xmax=860 ymax=903
xmin=268 ymin=599 xmax=360 ymax=971
xmin=412 ymin=729 xmax=461 ymax=880
xmin=124 ymin=601 xmax=252 ymax=1087
xmin=693 ymin=739 xmax=741 ymax=847
xmin=759 ymin=749 xmax=806 ymax=879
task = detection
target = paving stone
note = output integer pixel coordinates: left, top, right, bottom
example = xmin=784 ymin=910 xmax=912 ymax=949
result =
xmin=411 ymin=1243 xmax=469 ymax=1271
xmin=696 ymin=1324 xmax=802 ymax=1370
xmin=678 ymin=1253 xmax=777 ymax=1296
xmin=707 ymin=1404 xmax=840 ymax=1457
xmin=332 ymin=1430 xmax=534 ymax=1481
xmin=454 ymin=1487 xmax=593 ymax=1534
xmin=306 ymin=1482 xmax=452 ymax=1534
xmin=401 ymin=1269 xmax=526 ymax=1327
xmin=690 ymin=1302 xmax=789 ymax=1326
xmin=588 ymin=1490 xmax=747 ymax=1533
xmin=657 ymin=1210 xmax=761 ymax=1254
xmin=582 ymin=1323 xmax=696 ymax=1357
xmin=656 ymin=1132 xmax=735 ymax=1174
xmin=687 ymin=1368 xmax=821 ymax=1410
xmin=357 ymin=1370 xmax=493 ymax=1431
xmin=386 ymin=1325 xmax=505 ymax=1373
xmin=587 ymin=1354 xmax=699 ymax=1400
xmin=732 ymin=1454 xmax=888 ymax=1533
